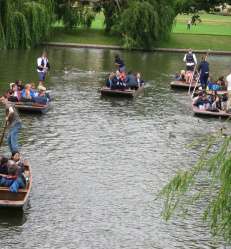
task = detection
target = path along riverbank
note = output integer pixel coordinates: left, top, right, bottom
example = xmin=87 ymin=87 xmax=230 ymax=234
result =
xmin=44 ymin=42 xmax=231 ymax=55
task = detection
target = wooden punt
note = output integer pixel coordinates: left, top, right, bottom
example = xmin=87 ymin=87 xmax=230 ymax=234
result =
xmin=100 ymin=86 xmax=144 ymax=98
xmin=0 ymin=164 xmax=32 ymax=210
xmin=170 ymin=80 xmax=199 ymax=90
xmin=192 ymin=105 xmax=231 ymax=118
xmin=14 ymin=102 xmax=50 ymax=114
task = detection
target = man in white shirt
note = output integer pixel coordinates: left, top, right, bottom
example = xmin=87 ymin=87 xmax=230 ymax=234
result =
xmin=226 ymin=72 xmax=231 ymax=112
xmin=183 ymin=48 xmax=197 ymax=84
xmin=37 ymin=51 xmax=50 ymax=85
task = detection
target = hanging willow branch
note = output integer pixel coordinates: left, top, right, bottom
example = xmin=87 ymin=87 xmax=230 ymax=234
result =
xmin=0 ymin=0 xmax=54 ymax=49
xmin=159 ymin=130 xmax=231 ymax=244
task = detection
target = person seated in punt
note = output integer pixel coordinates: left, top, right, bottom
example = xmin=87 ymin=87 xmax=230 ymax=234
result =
xmin=216 ymin=76 xmax=226 ymax=89
xmin=207 ymin=78 xmax=222 ymax=91
xmin=175 ymin=70 xmax=186 ymax=81
xmin=207 ymin=91 xmax=221 ymax=112
xmin=126 ymin=71 xmax=138 ymax=89
xmin=136 ymin=73 xmax=144 ymax=87
xmin=15 ymin=80 xmax=24 ymax=91
xmin=193 ymin=91 xmax=210 ymax=109
xmin=111 ymin=70 xmax=127 ymax=90
xmin=106 ymin=72 xmax=115 ymax=88
xmin=21 ymin=83 xmax=36 ymax=102
xmin=8 ymin=89 xmax=19 ymax=102
xmin=0 ymin=159 xmax=26 ymax=192
xmin=33 ymin=86 xmax=49 ymax=105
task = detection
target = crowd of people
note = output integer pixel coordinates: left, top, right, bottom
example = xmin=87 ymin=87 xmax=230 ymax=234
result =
xmin=193 ymin=90 xmax=228 ymax=112
xmin=0 ymin=51 xmax=50 ymax=192
xmin=0 ymin=152 xmax=28 ymax=192
xmin=6 ymin=81 xmax=50 ymax=105
xmin=105 ymin=55 xmax=144 ymax=90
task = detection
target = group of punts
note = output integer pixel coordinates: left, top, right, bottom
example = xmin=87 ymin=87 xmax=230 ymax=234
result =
xmin=0 ymin=164 xmax=32 ymax=210
xmin=14 ymin=101 xmax=50 ymax=114
xmin=100 ymin=85 xmax=144 ymax=98
xmin=170 ymin=79 xmax=230 ymax=119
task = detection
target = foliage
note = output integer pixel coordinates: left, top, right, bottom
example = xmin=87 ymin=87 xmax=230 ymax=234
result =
xmin=176 ymin=0 xmax=231 ymax=14
xmin=91 ymin=0 xmax=176 ymax=48
xmin=159 ymin=130 xmax=231 ymax=243
xmin=54 ymin=0 xmax=96 ymax=29
xmin=0 ymin=0 xmax=54 ymax=49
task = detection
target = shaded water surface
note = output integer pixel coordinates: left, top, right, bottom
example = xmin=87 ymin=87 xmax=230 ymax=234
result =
xmin=0 ymin=48 xmax=230 ymax=249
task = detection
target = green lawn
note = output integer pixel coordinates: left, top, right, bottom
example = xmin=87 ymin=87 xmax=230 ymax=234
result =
xmin=50 ymin=13 xmax=231 ymax=51
xmin=51 ymin=28 xmax=120 ymax=46
xmin=173 ymin=13 xmax=231 ymax=35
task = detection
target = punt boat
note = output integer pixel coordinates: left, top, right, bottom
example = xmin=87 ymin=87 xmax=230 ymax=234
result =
xmin=14 ymin=102 xmax=50 ymax=114
xmin=100 ymin=86 xmax=144 ymax=98
xmin=170 ymin=80 xmax=199 ymax=90
xmin=192 ymin=105 xmax=231 ymax=118
xmin=0 ymin=163 xmax=32 ymax=210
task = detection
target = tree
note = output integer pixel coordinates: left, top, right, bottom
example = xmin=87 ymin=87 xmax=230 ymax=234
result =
xmin=160 ymin=131 xmax=231 ymax=244
xmin=0 ymin=0 xmax=54 ymax=49
xmin=54 ymin=0 xmax=96 ymax=29
xmin=176 ymin=0 xmax=231 ymax=14
xmin=92 ymin=0 xmax=176 ymax=48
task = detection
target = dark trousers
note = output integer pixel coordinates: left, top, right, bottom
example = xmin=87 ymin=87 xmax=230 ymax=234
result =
xmin=200 ymin=73 xmax=209 ymax=89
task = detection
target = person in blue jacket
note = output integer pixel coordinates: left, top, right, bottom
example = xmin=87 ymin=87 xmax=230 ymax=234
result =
xmin=198 ymin=55 xmax=209 ymax=89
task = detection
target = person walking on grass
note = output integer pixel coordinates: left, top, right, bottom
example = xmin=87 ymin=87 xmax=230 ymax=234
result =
xmin=187 ymin=19 xmax=191 ymax=30
xmin=0 ymin=95 xmax=22 ymax=155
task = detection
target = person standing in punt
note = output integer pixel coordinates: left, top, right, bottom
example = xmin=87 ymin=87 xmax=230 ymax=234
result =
xmin=198 ymin=55 xmax=209 ymax=90
xmin=114 ymin=55 xmax=126 ymax=73
xmin=37 ymin=51 xmax=50 ymax=86
xmin=183 ymin=48 xmax=197 ymax=84
xmin=0 ymin=95 xmax=22 ymax=155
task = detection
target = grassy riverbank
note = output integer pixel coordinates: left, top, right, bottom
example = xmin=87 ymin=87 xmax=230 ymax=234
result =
xmin=50 ymin=13 xmax=231 ymax=51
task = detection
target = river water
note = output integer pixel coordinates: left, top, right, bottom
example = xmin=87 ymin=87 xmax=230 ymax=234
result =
xmin=0 ymin=48 xmax=230 ymax=249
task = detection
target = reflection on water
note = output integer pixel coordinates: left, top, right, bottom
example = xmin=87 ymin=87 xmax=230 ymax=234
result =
xmin=0 ymin=48 xmax=230 ymax=249
xmin=0 ymin=209 xmax=27 ymax=227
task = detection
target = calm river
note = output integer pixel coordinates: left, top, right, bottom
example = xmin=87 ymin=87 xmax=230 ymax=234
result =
xmin=0 ymin=48 xmax=230 ymax=249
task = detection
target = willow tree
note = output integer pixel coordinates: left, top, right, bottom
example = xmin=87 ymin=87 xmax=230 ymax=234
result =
xmin=160 ymin=131 xmax=231 ymax=244
xmin=54 ymin=0 xmax=96 ymax=29
xmin=0 ymin=0 xmax=54 ymax=49
xmin=117 ymin=0 xmax=176 ymax=48
xmin=92 ymin=0 xmax=176 ymax=48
